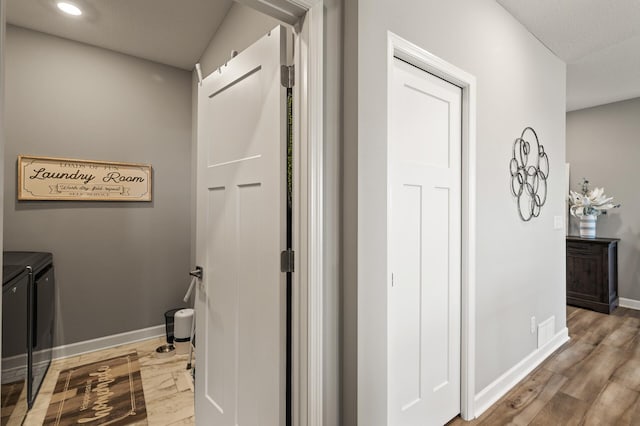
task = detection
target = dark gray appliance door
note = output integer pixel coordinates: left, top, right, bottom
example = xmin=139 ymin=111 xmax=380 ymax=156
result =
xmin=30 ymin=265 xmax=55 ymax=407
xmin=2 ymin=275 xmax=29 ymax=426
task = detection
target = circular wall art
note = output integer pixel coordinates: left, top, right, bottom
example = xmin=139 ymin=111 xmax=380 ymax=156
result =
xmin=509 ymin=127 xmax=549 ymax=222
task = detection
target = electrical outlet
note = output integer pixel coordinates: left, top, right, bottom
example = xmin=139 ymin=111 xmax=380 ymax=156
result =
xmin=530 ymin=316 xmax=536 ymax=334
xmin=554 ymin=216 xmax=564 ymax=230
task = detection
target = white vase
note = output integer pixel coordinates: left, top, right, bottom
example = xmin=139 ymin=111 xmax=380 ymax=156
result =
xmin=579 ymin=214 xmax=597 ymax=238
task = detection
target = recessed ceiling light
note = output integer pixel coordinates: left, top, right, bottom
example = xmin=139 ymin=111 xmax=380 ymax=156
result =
xmin=57 ymin=2 xmax=82 ymax=16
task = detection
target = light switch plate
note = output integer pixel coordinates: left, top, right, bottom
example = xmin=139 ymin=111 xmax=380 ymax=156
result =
xmin=554 ymin=216 xmax=564 ymax=230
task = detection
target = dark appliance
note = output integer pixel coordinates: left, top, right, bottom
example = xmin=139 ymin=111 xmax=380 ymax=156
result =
xmin=2 ymin=252 xmax=55 ymax=414
xmin=1 ymin=266 xmax=29 ymax=426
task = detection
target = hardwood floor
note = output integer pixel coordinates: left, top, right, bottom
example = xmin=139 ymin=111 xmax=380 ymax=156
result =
xmin=21 ymin=306 xmax=640 ymax=425
xmin=23 ymin=336 xmax=194 ymax=425
xmin=448 ymin=306 xmax=640 ymax=425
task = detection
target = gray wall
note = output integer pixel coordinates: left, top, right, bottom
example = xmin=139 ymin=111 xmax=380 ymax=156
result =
xmin=351 ymin=0 xmax=567 ymax=423
xmin=4 ymin=25 xmax=193 ymax=346
xmin=199 ymin=2 xmax=279 ymax=77
xmin=567 ymin=98 xmax=640 ymax=301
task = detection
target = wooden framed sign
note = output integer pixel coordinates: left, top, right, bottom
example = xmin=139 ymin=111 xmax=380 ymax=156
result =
xmin=18 ymin=155 xmax=152 ymax=201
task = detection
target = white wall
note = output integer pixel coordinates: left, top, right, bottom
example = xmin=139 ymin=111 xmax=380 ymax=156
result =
xmin=352 ymin=0 xmax=566 ymax=423
xmin=567 ymin=98 xmax=640 ymax=301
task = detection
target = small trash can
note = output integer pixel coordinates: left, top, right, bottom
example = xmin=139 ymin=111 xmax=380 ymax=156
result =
xmin=174 ymin=308 xmax=194 ymax=355
xmin=164 ymin=308 xmax=183 ymax=345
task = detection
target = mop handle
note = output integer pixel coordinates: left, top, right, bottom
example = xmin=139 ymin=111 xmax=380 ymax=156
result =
xmin=183 ymin=276 xmax=197 ymax=303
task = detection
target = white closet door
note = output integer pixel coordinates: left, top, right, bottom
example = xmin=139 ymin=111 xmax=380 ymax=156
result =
xmin=389 ymin=57 xmax=462 ymax=426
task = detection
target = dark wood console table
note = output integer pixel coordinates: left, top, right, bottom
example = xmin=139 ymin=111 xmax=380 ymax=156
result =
xmin=566 ymin=236 xmax=619 ymax=314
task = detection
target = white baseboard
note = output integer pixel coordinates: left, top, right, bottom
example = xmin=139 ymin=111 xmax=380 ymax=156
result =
xmin=52 ymin=324 xmax=165 ymax=360
xmin=619 ymin=298 xmax=640 ymax=311
xmin=474 ymin=327 xmax=569 ymax=418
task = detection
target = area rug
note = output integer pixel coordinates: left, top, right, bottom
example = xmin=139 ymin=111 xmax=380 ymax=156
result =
xmin=2 ymin=380 xmax=28 ymax=426
xmin=44 ymin=352 xmax=147 ymax=426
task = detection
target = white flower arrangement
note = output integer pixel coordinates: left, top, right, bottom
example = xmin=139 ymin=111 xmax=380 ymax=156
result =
xmin=568 ymin=178 xmax=620 ymax=218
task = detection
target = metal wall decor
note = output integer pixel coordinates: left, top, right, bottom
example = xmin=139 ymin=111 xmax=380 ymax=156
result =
xmin=509 ymin=127 xmax=549 ymax=221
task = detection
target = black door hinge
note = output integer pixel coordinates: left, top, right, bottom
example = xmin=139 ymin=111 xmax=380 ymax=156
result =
xmin=281 ymin=65 xmax=294 ymax=88
xmin=281 ymin=249 xmax=295 ymax=273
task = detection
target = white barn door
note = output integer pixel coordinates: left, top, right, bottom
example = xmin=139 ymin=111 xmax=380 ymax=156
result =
xmin=389 ymin=57 xmax=462 ymax=426
xmin=195 ymin=26 xmax=287 ymax=426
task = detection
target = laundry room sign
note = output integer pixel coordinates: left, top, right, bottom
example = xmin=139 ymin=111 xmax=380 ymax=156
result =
xmin=18 ymin=155 xmax=152 ymax=201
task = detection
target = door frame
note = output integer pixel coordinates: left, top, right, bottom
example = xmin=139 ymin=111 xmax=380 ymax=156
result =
xmin=235 ymin=1 xmax=326 ymax=425
xmin=0 ymin=0 xmax=5 ymax=393
xmin=387 ymin=31 xmax=477 ymax=421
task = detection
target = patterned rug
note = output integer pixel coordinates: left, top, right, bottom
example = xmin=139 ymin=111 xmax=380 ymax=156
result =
xmin=1 ymin=380 xmax=27 ymax=426
xmin=44 ymin=352 xmax=147 ymax=426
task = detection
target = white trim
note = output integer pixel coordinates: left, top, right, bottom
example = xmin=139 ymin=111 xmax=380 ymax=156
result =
xmin=387 ymin=32 xmax=478 ymax=421
xmin=262 ymin=3 xmax=326 ymax=425
xmin=306 ymin=3 xmax=324 ymax=426
xmin=619 ymin=298 xmax=640 ymax=310
xmin=285 ymin=0 xmax=316 ymax=8
xmin=237 ymin=0 xmax=307 ymax=25
xmin=282 ymin=2 xmax=325 ymax=426
xmin=292 ymin=17 xmax=306 ymax=426
xmin=2 ymin=350 xmax=52 ymax=371
xmin=474 ymin=328 xmax=569 ymax=418
xmin=461 ymin=67 xmax=478 ymax=423
xmin=292 ymin=15 xmax=309 ymax=426
xmin=52 ymin=324 xmax=164 ymax=360
xmin=268 ymin=1 xmax=325 ymax=425
xmin=0 ymin=324 xmax=162 ymax=370
xmin=1 ymin=354 xmax=26 ymax=371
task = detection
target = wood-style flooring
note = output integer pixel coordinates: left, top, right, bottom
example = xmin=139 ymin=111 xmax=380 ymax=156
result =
xmin=449 ymin=306 xmax=640 ymax=425
xmin=22 ymin=306 xmax=640 ymax=425
xmin=23 ymin=336 xmax=194 ymax=425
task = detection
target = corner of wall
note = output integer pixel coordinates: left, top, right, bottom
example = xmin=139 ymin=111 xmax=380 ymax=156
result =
xmin=342 ymin=0 xmax=358 ymax=423
xmin=0 ymin=0 xmax=6 ymax=389
xmin=190 ymin=71 xmax=198 ymax=269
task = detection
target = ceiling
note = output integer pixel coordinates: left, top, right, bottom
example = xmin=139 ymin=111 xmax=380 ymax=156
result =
xmin=6 ymin=0 xmax=234 ymax=70
xmin=8 ymin=1 xmax=639 ymax=111
xmin=497 ymin=0 xmax=640 ymax=111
